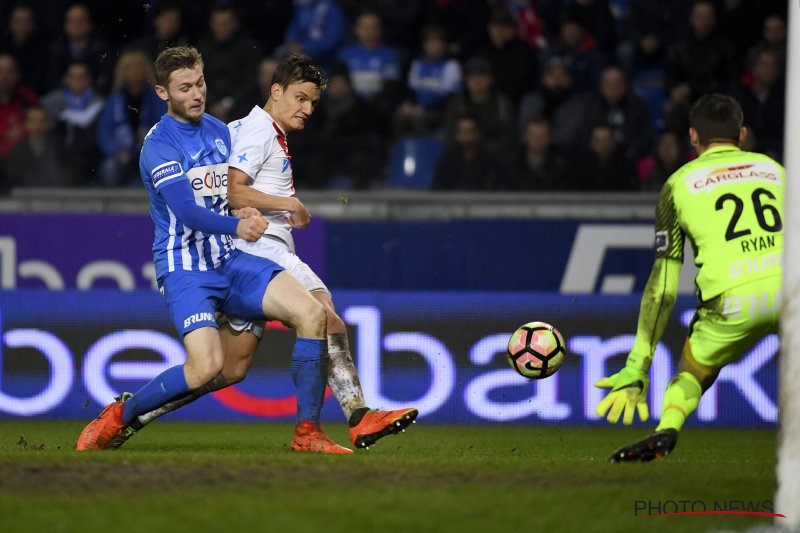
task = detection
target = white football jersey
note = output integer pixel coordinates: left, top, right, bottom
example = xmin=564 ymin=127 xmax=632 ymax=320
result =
xmin=228 ymin=106 xmax=295 ymax=247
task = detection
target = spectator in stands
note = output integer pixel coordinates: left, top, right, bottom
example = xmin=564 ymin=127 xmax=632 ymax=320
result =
xmin=517 ymin=58 xmax=590 ymax=150
xmin=394 ymin=25 xmax=461 ymax=137
xmin=293 ymin=67 xmax=384 ymax=189
xmin=628 ymin=0 xmax=670 ymax=73
xmin=0 ymin=54 xmax=37 ymax=164
xmin=510 ymin=117 xmax=567 ymax=190
xmin=47 ymin=4 xmax=110 ymax=93
xmin=541 ymin=17 xmax=605 ymax=92
xmin=197 ymin=5 xmax=261 ymax=123
xmin=564 ymin=0 xmax=617 ymax=55
xmin=716 ymin=0 xmax=769 ymax=65
xmin=744 ymin=14 xmax=786 ymax=72
xmin=433 ymin=114 xmax=501 ymax=190
xmin=504 ymin=0 xmax=548 ymax=52
xmin=41 ymin=60 xmax=103 ymax=186
xmin=636 ymin=129 xmax=689 ymax=192
xmin=427 ymin=0 xmax=491 ymax=61
xmin=479 ymin=8 xmax=538 ymax=106
xmin=566 ymin=123 xmax=636 ymax=190
xmin=665 ymin=1 xmax=736 ymax=104
xmin=0 ymin=5 xmax=48 ymax=94
xmin=336 ymin=11 xmax=401 ymax=116
xmin=584 ymin=65 xmax=654 ymax=160
xmin=733 ymin=49 xmax=785 ymax=161
xmin=96 ymin=51 xmax=165 ymax=187
xmin=4 ymin=106 xmax=66 ymax=189
xmin=125 ymin=2 xmax=190 ymax=62
xmin=232 ymin=56 xmax=280 ymax=119
xmin=283 ymin=0 xmax=347 ymax=66
xmin=442 ymin=56 xmax=515 ymax=154
xmin=358 ymin=0 xmax=427 ymax=56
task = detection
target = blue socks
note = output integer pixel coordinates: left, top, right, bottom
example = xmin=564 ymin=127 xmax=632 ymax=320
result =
xmin=291 ymin=337 xmax=327 ymax=424
xmin=122 ymin=365 xmax=190 ymax=425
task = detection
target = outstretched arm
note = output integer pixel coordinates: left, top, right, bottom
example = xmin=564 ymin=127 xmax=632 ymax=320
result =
xmin=596 ymin=182 xmax=685 ymax=425
xmin=628 ymin=256 xmax=682 ymax=371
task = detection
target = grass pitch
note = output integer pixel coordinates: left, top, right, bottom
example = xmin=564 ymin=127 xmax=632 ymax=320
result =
xmin=0 ymin=421 xmax=778 ymax=533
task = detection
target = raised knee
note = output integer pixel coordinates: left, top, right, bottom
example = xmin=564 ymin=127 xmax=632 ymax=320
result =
xmin=192 ymin=357 xmax=224 ymax=385
xmin=327 ymin=308 xmax=344 ymax=331
xmin=309 ymin=300 xmax=327 ymax=328
xmin=296 ymin=299 xmax=326 ymax=337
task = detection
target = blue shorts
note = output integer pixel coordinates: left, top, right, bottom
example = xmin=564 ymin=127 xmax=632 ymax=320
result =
xmin=159 ymin=249 xmax=284 ymax=336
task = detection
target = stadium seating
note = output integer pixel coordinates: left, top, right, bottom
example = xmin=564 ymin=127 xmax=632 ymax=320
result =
xmin=385 ymin=136 xmax=444 ymax=189
xmin=632 ymin=68 xmax=666 ymax=130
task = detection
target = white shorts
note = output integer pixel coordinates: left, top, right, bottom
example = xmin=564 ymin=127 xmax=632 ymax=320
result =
xmin=223 ymin=235 xmax=329 ymax=338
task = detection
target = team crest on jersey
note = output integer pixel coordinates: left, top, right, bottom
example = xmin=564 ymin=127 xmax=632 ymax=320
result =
xmin=215 ymin=138 xmax=227 ymax=156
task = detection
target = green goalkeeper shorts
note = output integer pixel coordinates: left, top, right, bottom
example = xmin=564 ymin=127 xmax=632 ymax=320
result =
xmin=688 ymin=275 xmax=780 ymax=369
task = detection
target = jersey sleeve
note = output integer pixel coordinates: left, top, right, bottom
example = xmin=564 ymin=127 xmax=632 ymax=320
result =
xmin=140 ymin=138 xmax=187 ymax=191
xmin=654 ymin=181 xmax=685 ymax=261
xmin=228 ymin=121 xmax=270 ymax=179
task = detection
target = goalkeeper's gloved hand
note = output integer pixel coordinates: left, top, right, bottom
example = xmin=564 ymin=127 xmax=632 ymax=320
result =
xmin=594 ymin=365 xmax=650 ymax=425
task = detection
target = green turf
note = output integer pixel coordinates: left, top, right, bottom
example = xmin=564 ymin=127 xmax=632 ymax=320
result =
xmin=0 ymin=421 xmax=779 ymax=533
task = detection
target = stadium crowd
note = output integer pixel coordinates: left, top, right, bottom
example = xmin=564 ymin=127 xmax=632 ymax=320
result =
xmin=0 ymin=0 xmax=788 ymax=192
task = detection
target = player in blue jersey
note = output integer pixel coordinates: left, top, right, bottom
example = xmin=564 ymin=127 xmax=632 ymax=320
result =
xmin=76 ymin=46 xmax=351 ymax=454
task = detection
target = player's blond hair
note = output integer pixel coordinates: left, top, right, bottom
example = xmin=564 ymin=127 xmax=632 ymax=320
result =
xmin=154 ymin=46 xmax=204 ymax=87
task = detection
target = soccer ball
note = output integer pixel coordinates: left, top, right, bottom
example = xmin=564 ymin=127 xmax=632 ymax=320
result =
xmin=506 ymin=321 xmax=566 ymax=379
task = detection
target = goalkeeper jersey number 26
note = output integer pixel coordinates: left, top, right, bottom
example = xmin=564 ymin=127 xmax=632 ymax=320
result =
xmin=655 ymin=145 xmax=784 ymax=302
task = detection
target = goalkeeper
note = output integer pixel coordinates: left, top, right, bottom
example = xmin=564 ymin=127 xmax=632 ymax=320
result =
xmin=595 ymin=93 xmax=783 ymax=462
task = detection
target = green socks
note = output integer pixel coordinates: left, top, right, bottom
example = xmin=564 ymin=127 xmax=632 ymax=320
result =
xmin=656 ymin=371 xmax=702 ymax=431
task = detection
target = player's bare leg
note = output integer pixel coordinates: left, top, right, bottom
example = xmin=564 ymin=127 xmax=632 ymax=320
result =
xmin=106 ymin=324 xmax=259 ymax=448
xmin=610 ymin=340 xmax=719 ymax=462
xmin=311 ymin=290 xmax=418 ymax=450
xmin=78 ymin=327 xmax=226 ymax=451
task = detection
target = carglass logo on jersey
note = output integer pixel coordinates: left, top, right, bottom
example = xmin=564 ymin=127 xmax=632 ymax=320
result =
xmin=688 ymin=163 xmax=780 ymax=193
xmin=188 ymin=164 xmax=228 ymax=197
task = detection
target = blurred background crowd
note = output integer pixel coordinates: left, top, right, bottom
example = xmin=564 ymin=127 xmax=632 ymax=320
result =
xmin=0 ymin=0 xmax=788 ymax=192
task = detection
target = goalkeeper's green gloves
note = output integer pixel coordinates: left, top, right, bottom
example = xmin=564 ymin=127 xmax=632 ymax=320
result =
xmin=595 ymin=364 xmax=650 ymax=425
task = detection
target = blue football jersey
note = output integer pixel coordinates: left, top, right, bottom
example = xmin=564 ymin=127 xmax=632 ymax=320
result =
xmin=140 ymin=113 xmax=233 ymax=278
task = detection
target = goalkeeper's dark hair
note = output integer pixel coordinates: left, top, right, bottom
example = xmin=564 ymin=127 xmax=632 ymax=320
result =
xmin=272 ymin=54 xmax=327 ymax=91
xmin=689 ymin=93 xmax=743 ymax=145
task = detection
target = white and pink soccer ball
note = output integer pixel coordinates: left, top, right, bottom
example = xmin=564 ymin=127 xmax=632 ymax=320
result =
xmin=506 ymin=321 xmax=566 ymax=379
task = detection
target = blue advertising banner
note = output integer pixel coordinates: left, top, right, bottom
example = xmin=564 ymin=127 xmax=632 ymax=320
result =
xmin=0 ymin=213 xmax=683 ymax=293
xmin=0 ymin=214 xmax=326 ymax=290
xmin=0 ymin=290 xmax=776 ymax=427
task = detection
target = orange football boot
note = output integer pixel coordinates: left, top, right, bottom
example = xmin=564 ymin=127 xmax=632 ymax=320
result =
xmin=349 ymin=407 xmax=418 ymax=449
xmin=76 ymin=400 xmax=128 ymax=451
xmin=291 ymin=420 xmax=354 ymax=455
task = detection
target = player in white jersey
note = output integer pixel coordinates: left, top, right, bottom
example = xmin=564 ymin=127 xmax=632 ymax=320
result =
xmin=226 ymin=54 xmax=418 ymax=449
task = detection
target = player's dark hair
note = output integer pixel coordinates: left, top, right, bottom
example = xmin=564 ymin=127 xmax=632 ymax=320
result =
xmin=271 ymin=54 xmax=327 ymax=91
xmin=689 ymin=93 xmax=743 ymax=145
xmin=155 ymin=46 xmax=203 ymax=87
